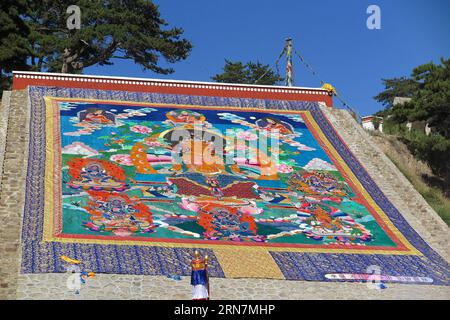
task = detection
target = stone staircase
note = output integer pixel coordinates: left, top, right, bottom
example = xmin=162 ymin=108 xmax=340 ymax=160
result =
xmin=0 ymin=90 xmax=29 ymax=300
xmin=0 ymin=91 xmax=11 ymax=187
xmin=321 ymin=106 xmax=450 ymax=260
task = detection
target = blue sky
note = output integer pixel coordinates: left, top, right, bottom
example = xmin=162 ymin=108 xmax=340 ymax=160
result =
xmin=86 ymin=0 xmax=450 ymax=116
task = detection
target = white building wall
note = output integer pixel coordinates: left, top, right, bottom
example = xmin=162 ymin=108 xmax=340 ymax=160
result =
xmin=362 ymin=121 xmax=375 ymax=131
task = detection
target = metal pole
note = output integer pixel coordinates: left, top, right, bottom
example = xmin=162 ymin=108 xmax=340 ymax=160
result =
xmin=205 ymin=254 xmax=210 ymax=300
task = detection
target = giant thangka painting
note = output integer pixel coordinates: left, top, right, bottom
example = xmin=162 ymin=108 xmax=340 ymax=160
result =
xmin=22 ymin=86 xmax=449 ymax=284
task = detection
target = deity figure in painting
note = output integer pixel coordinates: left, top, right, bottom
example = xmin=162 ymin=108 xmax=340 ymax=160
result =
xmin=197 ymin=204 xmax=260 ymax=241
xmin=166 ymin=109 xmax=205 ymax=124
xmin=80 ymin=163 xmax=112 ymax=184
xmin=83 ymin=191 xmax=155 ymax=236
xmin=67 ymin=158 xmax=128 ymax=191
xmin=256 ymin=117 xmax=294 ymax=135
xmin=79 ymin=107 xmax=115 ymax=124
xmin=288 ymin=171 xmax=349 ymax=197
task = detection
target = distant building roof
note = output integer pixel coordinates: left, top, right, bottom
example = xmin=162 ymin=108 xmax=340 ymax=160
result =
xmin=361 ymin=115 xmax=383 ymax=123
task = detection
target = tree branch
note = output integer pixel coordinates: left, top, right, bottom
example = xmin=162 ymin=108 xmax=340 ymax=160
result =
xmin=80 ymin=41 xmax=121 ymax=69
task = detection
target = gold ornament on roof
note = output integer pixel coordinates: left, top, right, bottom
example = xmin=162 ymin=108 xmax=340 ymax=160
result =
xmin=322 ymin=83 xmax=336 ymax=95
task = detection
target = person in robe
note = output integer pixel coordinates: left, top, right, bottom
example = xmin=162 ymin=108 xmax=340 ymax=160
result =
xmin=191 ymin=250 xmax=209 ymax=300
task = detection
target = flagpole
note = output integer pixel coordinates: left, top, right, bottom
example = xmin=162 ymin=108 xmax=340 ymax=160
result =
xmin=285 ymin=38 xmax=294 ymax=87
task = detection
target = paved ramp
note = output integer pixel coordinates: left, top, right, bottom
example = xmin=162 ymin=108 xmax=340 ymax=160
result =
xmin=0 ymin=77 xmax=448 ymax=299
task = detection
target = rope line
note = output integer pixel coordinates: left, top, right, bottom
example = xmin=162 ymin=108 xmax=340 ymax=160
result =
xmin=294 ymin=49 xmax=360 ymax=121
xmin=255 ymin=46 xmax=286 ymax=84
xmin=253 ymin=41 xmax=361 ymax=121
xmin=294 ymin=50 xmax=323 ymax=84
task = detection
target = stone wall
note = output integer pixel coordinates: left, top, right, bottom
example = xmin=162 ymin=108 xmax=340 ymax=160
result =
xmin=0 ymin=92 xmax=448 ymax=299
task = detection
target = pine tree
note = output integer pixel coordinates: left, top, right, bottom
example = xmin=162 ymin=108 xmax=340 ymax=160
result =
xmin=374 ymin=58 xmax=450 ymax=193
xmin=0 ymin=0 xmax=192 ymax=90
xmin=0 ymin=0 xmax=30 ymax=91
xmin=212 ymin=59 xmax=283 ymax=85
xmin=373 ymin=77 xmax=418 ymax=109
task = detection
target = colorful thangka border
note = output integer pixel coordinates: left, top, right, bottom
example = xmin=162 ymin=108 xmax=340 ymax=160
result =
xmin=21 ymin=86 xmax=449 ymax=285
